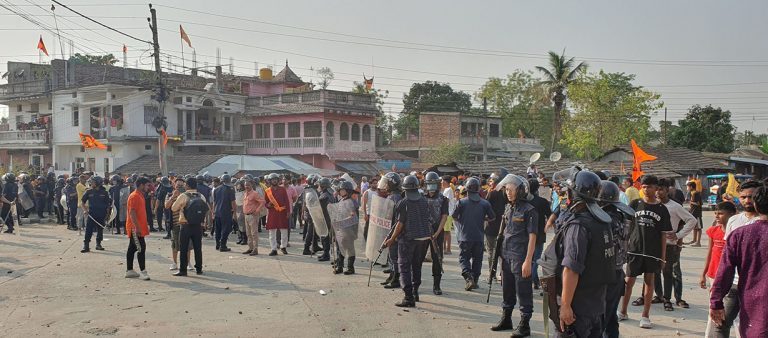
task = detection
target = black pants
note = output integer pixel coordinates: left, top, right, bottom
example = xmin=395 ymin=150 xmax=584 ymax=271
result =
xmin=126 ymin=236 xmax=146 ymax=271
xmin=1 ymin=204 xmax=13 ymax=231
xmin=179 ymin=224 xmax=203 ymax=273
xmin=303 ymin=219 xmax=319 ymax=250
xmin=398 ymin=239 xmax=429 ymax=295
xmin=155 ymin=207 xmax=165 ymax=231
xmin=84 ymin=216 xmax=104 ymax=247
xmin=603 ymin=269 xmax=625 ymax=338
xmin=67 ymin=205 xmax=77 ymax=228
xmin=35 ymin=197 xmax=45 ymax=218
xmin=54 ymin=201 xmax=64 ymax=223
xmin=423 ymin=231 xmax=444 ymax=277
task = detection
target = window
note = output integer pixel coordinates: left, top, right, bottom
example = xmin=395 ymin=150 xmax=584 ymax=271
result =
xmin=273 ymin=123 xmax=285 ymax=138
xmin=489 ymin=123 xmax=500 ymax=137
xmin=104 ymin=158 xmax=110 ymax=174
xmin=75 ymin=157 xmax=84 ymax=170
xmin=339 ymin=122 xmax=349 ymax=140
xmin=173 ymin=97 xmax=182 ymax=104
xmin=72 ymin=107 xmax=79 ymax=126
xmin=90 ymin=107 xmax=102 ymax=138
xmin=80 ymin=146 xmax=85 ymax=152
xmin=362 ymin=125 xmax=372 ymax=141
xmin=240 ymin=124 xmax=254 ymax=139
xmin=461 ymin=122 xmax=478 ymax=137
xmin=351 ymin=123 xmax=360 ymax=141
xmin=224 ymin=117 xmax=231 ymax=132
xmin=16 ymin=105 xmax=22 ymax=112
xmin=325 ymin=121 xmax=334 ymax=137
xmin=143 ymin=105 xmax=159 ymax=124
xmin=144 ymin=144 xmax=152 ymax=150
xmin=106 ymin=145 xmax=112 ymax=152
xmin=72 ymin=92 xmax=77 ymax=98
xmin=304 ymin=121 xmax=321 ymax=137
xmin=254 ymin=123 xmax=270 ymax=139
xmin=288 ymin=122 xmax=300 ymax=138
xmin=185 ymin=96 xmax=192 ymax=103
xmin=15 ymin=115 xmax=23 ymax=125
xmin=112 ymin=105 xmax=123 ymax=130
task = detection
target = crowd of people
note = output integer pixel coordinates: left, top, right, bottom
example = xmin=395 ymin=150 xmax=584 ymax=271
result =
xmin=1 ymin=166 xmax=767 ymax=337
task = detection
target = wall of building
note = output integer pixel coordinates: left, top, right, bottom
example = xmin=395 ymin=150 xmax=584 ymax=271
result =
xmin=418 ymin=113 xmax=461 ymax=148
xmin=0 ymin=149 xmax=52 ymax=173
xmin=54 ymin=143 xmax=156 ymax=176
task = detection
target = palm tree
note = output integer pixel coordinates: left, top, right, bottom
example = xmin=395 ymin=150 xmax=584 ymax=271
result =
xmin=536 ymin=50 xmax=587 ymax=152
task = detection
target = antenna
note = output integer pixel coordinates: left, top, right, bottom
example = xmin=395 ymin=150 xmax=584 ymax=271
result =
xmin=216 ymin=48 xmax=221 ymax=67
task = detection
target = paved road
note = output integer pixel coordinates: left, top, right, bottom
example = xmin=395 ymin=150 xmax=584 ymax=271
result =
xmin=0 ymin=213 xmax=719 ymax=337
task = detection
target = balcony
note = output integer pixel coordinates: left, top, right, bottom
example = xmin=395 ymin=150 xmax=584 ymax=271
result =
xmin=0 ymin=129 xmax=50 ymax=149
xmin=246 ymin=90 xmax=379 ymax=116
xmin=0 ymin=80 xmax=50 ymax=101
xmin=181 ymin=130 xmax=244 ymax=147
xmin=246 ymin=137 xmax=325 ymax=155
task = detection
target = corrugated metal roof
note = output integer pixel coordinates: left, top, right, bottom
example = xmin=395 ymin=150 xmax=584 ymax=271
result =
xmin=201 ymin=155 xmax=339 ymax=177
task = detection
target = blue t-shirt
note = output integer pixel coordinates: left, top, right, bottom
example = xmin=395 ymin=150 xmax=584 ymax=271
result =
xmin=452 ymin=197 xmax=495 ymax=242
xmin=197 ymin=184 xmax=211 ymax=202
xmin=501 ymin=201 xmax=538 ymax=260
xmin=213 ymin=184 xmax=236 ymax=217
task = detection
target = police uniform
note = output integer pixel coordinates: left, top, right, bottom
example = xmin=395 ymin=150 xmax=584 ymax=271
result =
xmin=395 ymin=195 xmax=432 ymax=304
xmin=500 ymin=200 xmax=538 ymax=324
xmin=317 ymin=187 xmax=336 ymax=260
xmin=383 ymin=192 xmax=403 ymax=287
xmin=551 ymin=209 xmax=614 ymax=337
xmin=302 ymin=186 xmax=321 ymax=254
xmin=602 ymin=206 xmax=629 ymax=338
xmin=424 ymin=192 xmax=448 ymax=293
xmin=1 ymin=178 xmax=18 ymax=233
xmin=64 ymin=181 xmax=79 ymax=230
xmin=81 ymin=185 xmax=113 ymax=251
xmin=108 ymin=182 xmax=124 ymax=234
xmin=53 ymin=179 xmax=65 ymax=224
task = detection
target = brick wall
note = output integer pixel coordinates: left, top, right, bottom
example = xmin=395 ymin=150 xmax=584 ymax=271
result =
xmin=418 ymin=113 xmax=460 ymax=148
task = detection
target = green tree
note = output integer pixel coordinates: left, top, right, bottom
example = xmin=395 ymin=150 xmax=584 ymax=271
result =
xmin=424 ymin=142 xmax=468 ymax=164
xmin=69 ymin=53 xmax=119 ymax=66
xmin=316 ymin=67 xmax=334 ymax=89
xmin=395 ymin=81 xmax=472 ymax=138
xmin=668 ymin=105 xmax=735 ymax=153
xmin=562 ymin=71 xmax=662 ymax=159
xmin=476 ymin=70 xmax=553 ymax=143
xmin=536 ymin=50 xmax=587 ymax=152
xmin=353 ymin=81 xmax=391 ymax=145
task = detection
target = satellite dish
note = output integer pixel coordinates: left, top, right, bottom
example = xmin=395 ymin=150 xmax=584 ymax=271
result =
xmin=529 ymin=153 xmax=541 ymax=165
xmin=550 ymin=152 xmax=562 ymax=162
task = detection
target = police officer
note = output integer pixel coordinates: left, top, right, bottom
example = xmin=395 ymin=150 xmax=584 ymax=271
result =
xmin=195 ymin=175 xmax=212 ymax=237
xmin=316 ymin=177 xmax=335 ymax=262
xmin=81 ymin=176 xmax=113 ymax=253
xmin=53 ymin=177 xmax=66 ymax=224
xmin=108 ymin=175 xmax=125 ymax=235
xmin=382 ymin=175 xmax=432 ymax=307
xmin=598 ymin=180 xmax=633 ymax=338
xmin=490 ymin=175 xmax=537 ymax=337
xmin=64 ymin=177 xmax=79 ymax=231
xmin=378 ymin=172 xmax=403 ymax=289
xmin=155 ymin=176 xmax=172 ymax=238
xmin=302 ymin=174 xmax=322 ymax=255
xmin=549 ymin=169 xmax=615 ymax=337
xmin=213 ymin=174 xmax=236 ymax=252
xmin=1 ymin=173 xmax=18 ymax=233
xmin=423 ymin=171 xmax=448 ymax=295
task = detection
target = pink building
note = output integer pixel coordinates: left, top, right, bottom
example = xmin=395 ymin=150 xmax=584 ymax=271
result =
xmin=243 ymin=89 xmax=381 ymax=174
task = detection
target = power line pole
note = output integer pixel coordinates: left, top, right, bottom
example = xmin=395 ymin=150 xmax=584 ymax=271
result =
xmin=148 ymin=4 xmax=168 ymax=176
xmin=663 ymin=107 xmax=668 ymax=146
xmin=482 ymin=98 xmax=488 ymax=162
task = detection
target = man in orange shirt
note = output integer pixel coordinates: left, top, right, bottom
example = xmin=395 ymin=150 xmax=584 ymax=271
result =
xmin=125 ymin=177 xmax=151 ymax=281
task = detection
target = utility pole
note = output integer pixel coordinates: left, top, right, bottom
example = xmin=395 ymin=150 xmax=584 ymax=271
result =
xmin=663 ymin=107 xmax=668 ymax=146
xmin=482 ymin=98 xmax=488 ymax=162
xmin=148 ymin=4 xmax=168 ymax=176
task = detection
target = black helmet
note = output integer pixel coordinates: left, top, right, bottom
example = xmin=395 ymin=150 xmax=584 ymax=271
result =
xmin=306 ymin=174 xmax=319 ymax=187
xmin=464 ymin=177 xmax=480 ymax=193
xmin=242 ymin=174 xmax=254 ymax=181
xmin=424 ymin=172 xmax=440 ymax=193
xmin=3 ymin=173 xmax=15 ymax=183
xmin=67 ymin=177 xmax=77 ymax=185
xmin=402 ymin=175 xmax=420 ymax=191
xmin=339 ymin=180 xmax=355 ymax=193
xmin=56 ymin=178 xmax=65 ymax=187
xmin=598 ymin=180 xmax=635 ymax=216
xmin=220 ymin=174 xmax=232 ymax=184
xmin=377 ymin=172 xmax=402 ymax=192
xmin=160 ymin=176 xmax=171 ymax=188
xmin=318 ymin=178 xmax=332 ymax=190
xmin=571 ymin=170 xmax=602 ymax=202
xmin=196 ymin=174 xmax=205 ymax=182
xmin=88 ymin=176 xmax=104 ymax=186
xmin=110 ymin=174 xmax=123 ymax=186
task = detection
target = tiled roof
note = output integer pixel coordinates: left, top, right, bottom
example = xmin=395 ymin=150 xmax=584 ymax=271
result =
xmin=377 ymin=151 xmax=418 ymax=161
xmin=599 ymin=146 xmax=730 ymax=175
xmin=273 ymin=64 xmax=303 ymax=83
xmin=113 ymin=154 xmax=225 ymax=176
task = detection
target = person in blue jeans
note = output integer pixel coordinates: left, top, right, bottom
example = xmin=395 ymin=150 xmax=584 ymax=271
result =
xmin=452 ymin=177 xmax=496 ymax=292
xmin=490 ymin=174 xmax=538 ymax=338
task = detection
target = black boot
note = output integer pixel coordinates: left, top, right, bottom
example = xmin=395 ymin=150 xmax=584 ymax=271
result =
xmin=433 ymin=275 xmax=442 ymax=295
xmin=395 ymin=289 xmax=415 ymax=308
xmin=490 ymin=309 xmax=513 ymax=331
xmin=80 ymin=242 xmax=90 ymax=253
xmin=510 ymin=316 xmax=531 ymax=338
xmin=318 ymin=252 xmax=330 ymax=262
xmin=383 ymin=273 xmax=401 ymax=289
xmin=414 ymin=288 xmax=420 ymax=302
xmin=333 ymin=255 xmax=344 ymax=274
xmin=95 ymin=242 xmax=104 ymax=251
xmin=343 ymin=256 xmax=356 ymax=275
xmin=381 ymin=272 xmax=395 ymax=285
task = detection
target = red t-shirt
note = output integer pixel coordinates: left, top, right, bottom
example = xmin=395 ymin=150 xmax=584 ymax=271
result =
xmin=706 ymin=225 xmax=726 ymax=278
xmin=126 ymin=190 xmax=149 ymax=237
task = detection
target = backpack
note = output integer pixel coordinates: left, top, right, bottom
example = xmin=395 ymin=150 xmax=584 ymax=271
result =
xmin=183 ymin=192 xmax=209 ymax=225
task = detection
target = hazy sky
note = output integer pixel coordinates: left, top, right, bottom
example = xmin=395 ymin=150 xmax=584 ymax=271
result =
xmin=1 ymin=0 xmax=767 ymax=133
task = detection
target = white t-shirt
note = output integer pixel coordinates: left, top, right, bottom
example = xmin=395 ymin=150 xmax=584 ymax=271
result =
xmin=663 ymin=200 xmax=697 ymax=244
xmin=724 ymin=212 xmax=757 ymax=284
xmin=443 ymin=187 xmax=456 ymax=215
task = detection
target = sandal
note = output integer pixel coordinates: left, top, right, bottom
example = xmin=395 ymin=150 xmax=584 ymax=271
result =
xmin=676 ymin=300 xmax=690 ymax=309
xmin=651 ymin=296 xmax=664 ymax=304
xmin=663 ymin=300 xmax=674 ymax=311
xmin=631 ymin=297 xmax=644 ymax=306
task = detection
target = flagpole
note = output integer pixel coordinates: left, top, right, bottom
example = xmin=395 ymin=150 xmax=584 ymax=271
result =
xmin=181 ymin=39 xmax=185 ymax=75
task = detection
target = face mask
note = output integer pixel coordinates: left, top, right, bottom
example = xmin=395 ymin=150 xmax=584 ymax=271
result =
xmin=426 ymin=183 xmax=438 ymax=192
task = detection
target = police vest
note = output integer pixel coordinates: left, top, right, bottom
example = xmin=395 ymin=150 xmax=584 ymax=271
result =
xmin=425 ymin=193 xmax=445 ymax=229
xmin=606 ymin=207 xmax=629 ymax=270
xmin=401 ymin=198 xmax=432 ymax=241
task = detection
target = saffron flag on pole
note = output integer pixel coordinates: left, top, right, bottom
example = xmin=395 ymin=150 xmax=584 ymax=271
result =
xmin=363 ymin=75 xmax=374 ymax=90
xmin=79 ymin=133 xmax=107 ymax=150
xmin=180 ymin=25 xmax=192 ymax=48
xmin=725 ymin=173 xmax=739 ymax=198
xmin=123 ymin=44 xmax=127 ymax=53
xmin=161 ymin=129 xmax=168 ymax=145
xmin=630 ymin=139 xmax=656 ymax=184
xmin=37 ymin=36 xmax=49 ymax=56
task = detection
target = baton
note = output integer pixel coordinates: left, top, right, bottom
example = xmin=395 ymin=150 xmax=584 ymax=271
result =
xmin=367 ymin=247 xmax=385 ymax=287
xmin=627 ymin=252 xmax=667 ymax=263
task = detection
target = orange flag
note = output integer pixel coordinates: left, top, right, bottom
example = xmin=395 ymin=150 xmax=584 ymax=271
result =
xmin=364 ymin=75 xmax=374 ymax=90
xmin=122 ymin=44 xmax=127 ymax=53
xmin=37 ymin=36 xmax=49 ymax=56
xmin=161 ymin=129 xmax=168 ymax=145
xmin=79 ymin=133 xmax=107 ymax=150
xmin=630 ymin=139 xmax=656 ymax=184
xmin=180 ymin=25 xmax=192 ymax=48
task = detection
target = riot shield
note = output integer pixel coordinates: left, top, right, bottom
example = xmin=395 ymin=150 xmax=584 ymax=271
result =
xmin=60 ymin=195 xmax=68 ymax=212
xmin=365 ymin=194 xmax=395 ymax=261
xmin=328 ymin=199 xmax=359 ymax=257
xmin=304 ymin=189 xmax=328 ymax=237
xmin=11 ymin=202 xmax=19 ymax=233
xmin=18 ymin=188 xmax=33 ymax=211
